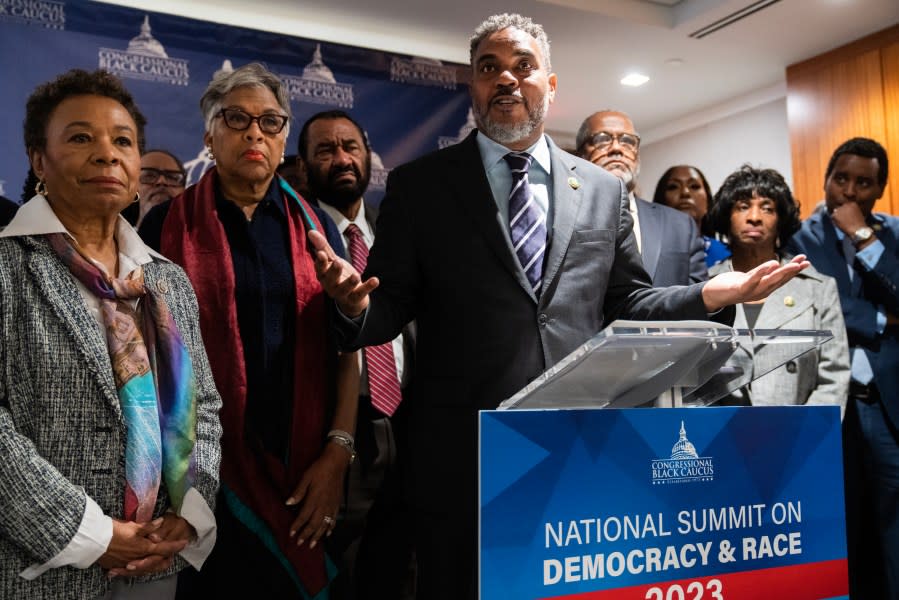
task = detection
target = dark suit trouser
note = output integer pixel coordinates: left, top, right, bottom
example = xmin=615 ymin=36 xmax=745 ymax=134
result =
xmin=844 ymin=386 xmax=899 ymax=599
xmin=413 ymin=508 xmax=477 ymax=600
xmin=327 ymin=398 xmax=416 ymax=600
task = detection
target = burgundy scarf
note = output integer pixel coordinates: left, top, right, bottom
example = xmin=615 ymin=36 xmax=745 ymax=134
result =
xmin=160 ymin=167 xmax=331 ymax=595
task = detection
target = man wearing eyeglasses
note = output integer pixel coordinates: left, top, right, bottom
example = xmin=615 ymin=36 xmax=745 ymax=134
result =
xmin=122 ymin=149 xmax=186 ymax=228
xmin=576 ymin=110 xmax=707 ymax=286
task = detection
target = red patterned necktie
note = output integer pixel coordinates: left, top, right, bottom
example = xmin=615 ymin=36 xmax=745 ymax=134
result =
xmin=344 ymin=223 xmax=402 ymax=416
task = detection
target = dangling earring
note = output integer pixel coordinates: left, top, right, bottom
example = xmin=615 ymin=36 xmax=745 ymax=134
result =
xmin=206 ymin=146 xmax=215 ymax=160
xmin=280 ymin=154 xmax=285 ymax=165
xmin=35 ymin=179 xmax=48 ymax=197
xmin=133 ymin=192 xmax=141 ymax=204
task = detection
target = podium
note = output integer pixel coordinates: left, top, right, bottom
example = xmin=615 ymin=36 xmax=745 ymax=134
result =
xmin=479 ymin=321 xmax=848 ymax=600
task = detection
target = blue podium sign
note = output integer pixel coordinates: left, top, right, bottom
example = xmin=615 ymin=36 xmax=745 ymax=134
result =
xmin=479 ymin=407 xmax=847 ymax=599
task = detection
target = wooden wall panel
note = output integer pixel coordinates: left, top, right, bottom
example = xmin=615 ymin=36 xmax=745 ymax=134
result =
xmin=787 ymin=25 xmax=899 ymax=219
xmin=882 ymin=41 xmax=899 ymax=216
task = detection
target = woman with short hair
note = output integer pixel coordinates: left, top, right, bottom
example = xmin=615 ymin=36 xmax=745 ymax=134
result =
xmin=707 ymin=165 xmax=850 ymax=409
xmin=0 ymin=68 xmax=222 ymax=599
xmin=140 ymin=62 xmax=358 ymax=598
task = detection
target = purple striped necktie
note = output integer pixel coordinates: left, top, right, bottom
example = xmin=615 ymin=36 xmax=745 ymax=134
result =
xmin=344 ymin=223 xmax=402 ymax=416
xmin=503 ymin=152 xmax=547 ymax=295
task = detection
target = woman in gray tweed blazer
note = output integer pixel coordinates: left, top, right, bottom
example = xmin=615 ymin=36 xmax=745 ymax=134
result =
xmin=0 ymin=70 xmax=222 ymax=599
xmin=707 ymin=165 xmax=849 ymax=411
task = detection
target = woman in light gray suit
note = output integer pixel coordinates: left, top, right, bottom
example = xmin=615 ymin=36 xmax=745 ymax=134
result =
xmin=708 ymin=165 xmax=849 ymax=411
xmin=0 ymin=69 xmax=222 ymax=599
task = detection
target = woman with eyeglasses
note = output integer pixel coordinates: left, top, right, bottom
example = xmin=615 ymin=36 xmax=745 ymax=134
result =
xmin=121 ymin=149 xmax=186 ymax=228
xmin=139 ymin=62 xmax=358 ymax=598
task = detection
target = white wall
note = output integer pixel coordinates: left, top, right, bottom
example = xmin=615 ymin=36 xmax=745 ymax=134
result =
xmin=637 ymin=93 xmax=794 ymax=204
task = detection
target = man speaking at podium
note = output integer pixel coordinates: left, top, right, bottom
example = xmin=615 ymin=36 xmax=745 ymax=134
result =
xmin=309 ymin=13 xmax=808 ymax=599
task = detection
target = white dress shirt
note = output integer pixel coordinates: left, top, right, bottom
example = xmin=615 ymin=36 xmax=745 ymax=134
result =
xmin=317 ymin=200 xmax=407 ymax=389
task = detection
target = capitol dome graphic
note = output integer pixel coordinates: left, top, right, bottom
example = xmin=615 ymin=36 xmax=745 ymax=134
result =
xmin=303 ymin=44 xmax=336 ymax=83
xmin=127 ymin=16 xmax=168 ymax=58
xmin=670 ymin=421 xmax=699 ymax=460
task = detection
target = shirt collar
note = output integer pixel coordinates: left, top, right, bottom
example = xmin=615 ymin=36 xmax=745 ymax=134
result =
xmin=476 ymin=130 xmax=552 ymax=177
xmin=215 ymin=176 xmax=288 ymax=219
xmin=0 ymin=194 xmax=168 ymax=269
xmin=317 ymin=199 xmax=373 ymax=239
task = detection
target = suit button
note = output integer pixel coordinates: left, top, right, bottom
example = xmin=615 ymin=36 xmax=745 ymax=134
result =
xmin=538 ymin=313 xmax=548 ymax=327
xmin=785 ymin=361 xmax=797 ymax=374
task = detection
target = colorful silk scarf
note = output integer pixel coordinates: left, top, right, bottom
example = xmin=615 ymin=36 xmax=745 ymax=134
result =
xmin=159 ymin=168 xmax=333 ymax=597
xmin=46 ymin=232 xmax=197 ymax=522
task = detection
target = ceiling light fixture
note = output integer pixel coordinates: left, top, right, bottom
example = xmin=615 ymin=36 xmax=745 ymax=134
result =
xmin=620 ymin=73 xmax=649 ymax=87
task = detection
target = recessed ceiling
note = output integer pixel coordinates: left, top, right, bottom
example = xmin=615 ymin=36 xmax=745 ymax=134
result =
xmin=100 ymin=0 xmax=899 ymax=146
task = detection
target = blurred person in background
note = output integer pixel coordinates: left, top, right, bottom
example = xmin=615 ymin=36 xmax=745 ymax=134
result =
xmin=654 ymin=164 xmax=730 ymax=267
xmin=122 ymin=149 xmax=185 ymax=228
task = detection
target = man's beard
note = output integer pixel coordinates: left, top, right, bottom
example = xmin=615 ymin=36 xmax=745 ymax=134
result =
xmin=307 ymin=154 xmax=371 ymax=211
xmin=602 ymin=160 xmax=640 ymax=193
xmin=474 ymin=89 xmax=549 ymax=146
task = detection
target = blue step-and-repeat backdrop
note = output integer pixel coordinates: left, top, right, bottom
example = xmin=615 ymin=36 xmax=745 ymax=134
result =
xmin=0 ymin=0 xmax=473 ymax=204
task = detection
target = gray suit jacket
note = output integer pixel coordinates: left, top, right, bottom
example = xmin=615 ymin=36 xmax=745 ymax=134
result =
xmin=0 ymin=235 xmax=222 ymax=599
xmin=711 ymin=258 xmax=849 ymax=412
xmin=635 ymin=196 xmax=707 ymax=286
xmin=339 ymin=131 xmax=712 ymax=513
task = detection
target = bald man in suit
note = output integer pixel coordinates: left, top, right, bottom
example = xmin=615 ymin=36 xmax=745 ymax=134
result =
xmin=576 ymin=110 xmax=707 ymax=286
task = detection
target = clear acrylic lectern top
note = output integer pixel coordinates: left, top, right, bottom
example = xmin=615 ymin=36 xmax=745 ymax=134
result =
xmin=498 ymin=320 xmax=833 ymax=410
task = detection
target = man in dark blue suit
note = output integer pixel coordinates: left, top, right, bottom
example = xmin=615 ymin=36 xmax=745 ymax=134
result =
xmin=788 ymin=137 xmax=899 ymax=598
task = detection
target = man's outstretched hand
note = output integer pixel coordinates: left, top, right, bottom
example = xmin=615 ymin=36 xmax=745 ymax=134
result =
xmin=702 ymin=255 xmax=810 ymax=312
xmin=308 ymin=230 xmax=379 ymax=318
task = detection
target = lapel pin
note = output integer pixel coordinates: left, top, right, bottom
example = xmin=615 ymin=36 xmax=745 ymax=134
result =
xmin=873 ymin=223 xmax=883 ymax=231
xmin=784 ymin=296 xmax=795 ymax=307
xmin=568 ymin=176 xmax=580 ymax=190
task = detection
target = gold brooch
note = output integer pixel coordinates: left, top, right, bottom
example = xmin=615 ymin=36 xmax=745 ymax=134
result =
xmin=568 ymin=177 xmax=580 ymax=190
xmin=784 ymin=296 xmax=795 ymax=307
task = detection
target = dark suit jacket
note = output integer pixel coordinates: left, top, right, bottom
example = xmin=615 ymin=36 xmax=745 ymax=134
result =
xmin=788 ymin=208 xmax=899 ymax=427
xmin=337 ymin=131 xmax=712 ymax=515
xmin=635 ymin=196 xmax=707 ymax=285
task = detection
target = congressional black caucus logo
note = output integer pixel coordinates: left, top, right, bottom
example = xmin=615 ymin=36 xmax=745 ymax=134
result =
xmin=279 ymin=44 xmax=353 ymax=109
xmin=438 ymin=108 xmax=476 ymax=149
xmin=98 ymin=15 xmax=190 ymax=86
xmin=391 ymin=56 xmax=457 ymax=89
xmin=651 ymin=421 xmax=714 ymax=485
xmin=0 ymin=0 xmax=64 ymax=29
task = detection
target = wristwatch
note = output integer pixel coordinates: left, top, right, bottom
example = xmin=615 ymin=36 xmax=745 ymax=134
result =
xmin=851 ymin=226 xmax=874 ymax=246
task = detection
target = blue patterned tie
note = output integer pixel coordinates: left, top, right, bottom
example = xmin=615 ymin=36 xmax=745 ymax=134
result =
xmin=504 ymin=152 xmax=547 ymax=294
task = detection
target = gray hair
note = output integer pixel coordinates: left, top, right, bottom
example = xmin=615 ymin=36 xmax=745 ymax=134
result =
xmin=469 ymin=13 xmax=551 ymax=72
xmin=199 ymin=62 xmax=292 ymax=136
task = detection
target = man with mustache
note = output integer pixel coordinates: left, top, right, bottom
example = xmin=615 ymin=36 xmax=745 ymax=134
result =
xmin=298 ymin=110 xmax=415 ymax=600
xmin=576 ymin=110 xmax=707 ymax=286
xmin=309 ymin=13 xmax=808 ymax=599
